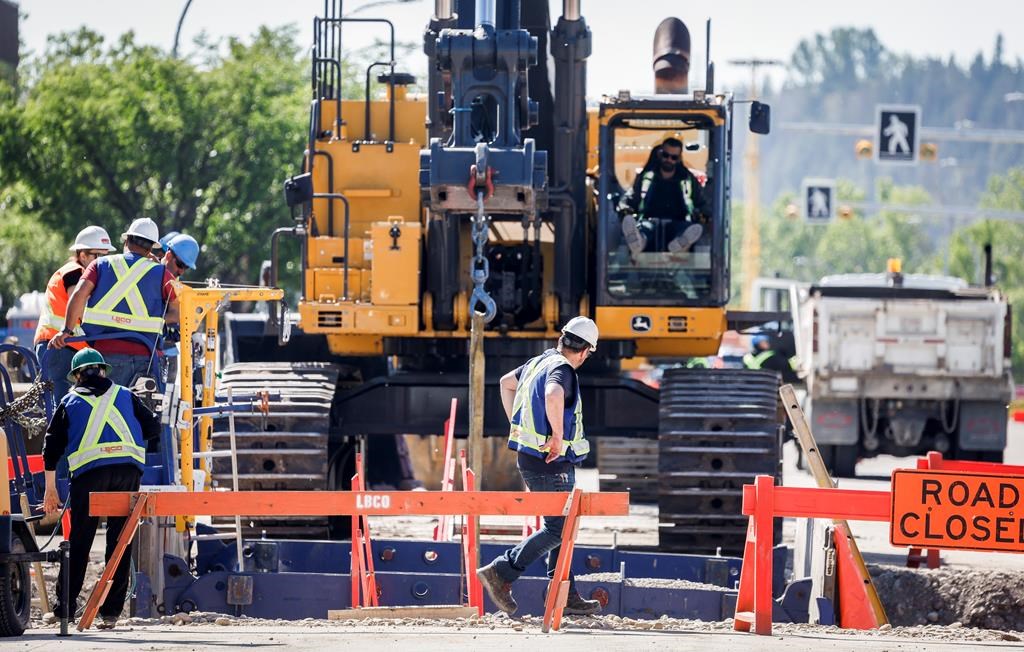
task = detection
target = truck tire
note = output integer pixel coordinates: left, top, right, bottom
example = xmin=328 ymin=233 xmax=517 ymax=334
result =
xmin=0 ymin=529 xmax=32 ymax=637
xmin=820 ymin=444 xmax=858 ymax=478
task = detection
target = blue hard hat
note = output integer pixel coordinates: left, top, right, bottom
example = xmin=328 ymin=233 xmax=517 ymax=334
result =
xmin=157 ymin=230 xmax=180 ymax=251
xmin=751 ymin=334 xmax=769 ymax=349
xmin=166 ymin=233 xmax=199 ymax=269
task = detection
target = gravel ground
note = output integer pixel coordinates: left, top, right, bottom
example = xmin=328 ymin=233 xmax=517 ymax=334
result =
xmin=27 ymin=610 xmax=1024 ymax=643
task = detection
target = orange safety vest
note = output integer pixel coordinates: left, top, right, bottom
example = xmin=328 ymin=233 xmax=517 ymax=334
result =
xmin=34 ymin=260 xmax=87 ymax=350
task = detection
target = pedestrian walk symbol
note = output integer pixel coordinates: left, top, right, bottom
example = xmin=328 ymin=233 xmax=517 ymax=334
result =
xmin=801 ymin=178 xmax=835 ymax=223
xmin=876 ymin=105 xmax=920 ymax=164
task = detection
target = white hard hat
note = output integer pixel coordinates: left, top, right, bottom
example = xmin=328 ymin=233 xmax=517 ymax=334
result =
xmin=69 ymin=225 xmax=116 ymax=252
xmin=122 ymin=217 xmax=159 ymax=244
xmin=562 ymin=316 xmax=599 ymax=352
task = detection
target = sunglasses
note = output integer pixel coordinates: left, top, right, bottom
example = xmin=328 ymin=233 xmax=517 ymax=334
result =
xmin=660 ymin=151 xmax=681 ymax=161
xmin=81 ymin=250 xmax=107 ymax=258
xmin=170 ymin=254 xmax=187 ymax=272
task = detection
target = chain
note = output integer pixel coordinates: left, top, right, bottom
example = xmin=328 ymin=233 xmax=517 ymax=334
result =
xmin=469 ymin=191 xmax=497 ymax=323
xmin=0 ymin=379 xmax=53 ymax=437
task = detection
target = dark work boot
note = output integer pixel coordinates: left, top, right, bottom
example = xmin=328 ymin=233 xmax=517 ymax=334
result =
xmin=563 ymin=592 xmax=602 ymax=616
xmin=476 ymin=564 xmax=518 ymax=615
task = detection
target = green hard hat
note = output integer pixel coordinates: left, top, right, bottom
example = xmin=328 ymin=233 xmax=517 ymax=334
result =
xmin=67 ymin=347 xmax=112 ymax=382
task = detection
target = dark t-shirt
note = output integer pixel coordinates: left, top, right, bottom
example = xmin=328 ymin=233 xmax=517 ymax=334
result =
xmin=513 ymin=349 xmax=577 ymax=473
xmin=640 ymin=174 xmax=687 ymax=220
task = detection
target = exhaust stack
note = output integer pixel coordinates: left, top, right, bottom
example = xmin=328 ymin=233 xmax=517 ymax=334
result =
xmin=653 ymin=18 xmax=690 ymax=94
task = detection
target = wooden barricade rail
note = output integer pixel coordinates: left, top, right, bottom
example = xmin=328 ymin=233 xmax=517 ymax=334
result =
xmin=86 ymin=489 xmax=629 ymax=632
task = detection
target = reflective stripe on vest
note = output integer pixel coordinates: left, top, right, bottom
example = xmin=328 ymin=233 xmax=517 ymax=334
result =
xmin=82 ymin=256 xmax=164 ymax=333
xmin=638 ymin=170 xmax=694 ymax=220
xmin=743 ymin=350 xmax=775 ymax=370
xmin=66 ymin=386 xmax=146 ymax=473
xmin=35 ymin=260 xmax=86 ymax=347
xmin=508 ymin=353 xmax=590 ymax=461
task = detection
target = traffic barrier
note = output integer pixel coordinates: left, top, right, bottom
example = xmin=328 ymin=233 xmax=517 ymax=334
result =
xmin=86 ymin=488 xmax=629 ymax=632
xmin=906 ymin=452 xmax=1024 ymax=568
xmin=733 ymin=476 xmax=889 ymax=636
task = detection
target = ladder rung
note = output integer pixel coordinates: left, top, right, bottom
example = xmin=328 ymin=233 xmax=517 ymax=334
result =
xmin=191 ymin=533 xmax=242 ymax=541
xmin=189 ymin=451 xmax=235 ymax=459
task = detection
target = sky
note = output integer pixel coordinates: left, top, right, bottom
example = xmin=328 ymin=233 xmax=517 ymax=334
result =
xmin=14 ymin=0 xmax=1024 ymax=96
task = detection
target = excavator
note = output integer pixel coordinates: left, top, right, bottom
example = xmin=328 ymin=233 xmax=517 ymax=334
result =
xmin=223 ymin=0 xmax=784 ymax=554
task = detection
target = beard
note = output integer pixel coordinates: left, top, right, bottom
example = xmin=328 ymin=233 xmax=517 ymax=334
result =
xmin=660 ymin=160 xmax=676 ymax=173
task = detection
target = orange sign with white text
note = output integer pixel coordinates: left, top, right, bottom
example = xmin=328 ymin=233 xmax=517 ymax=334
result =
xmin=891 ymin=470 xmax=1024 ymax=553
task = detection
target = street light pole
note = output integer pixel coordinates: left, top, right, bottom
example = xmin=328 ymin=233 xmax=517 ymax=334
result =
xmin=172 ymin=0 xmax=194 ymax=59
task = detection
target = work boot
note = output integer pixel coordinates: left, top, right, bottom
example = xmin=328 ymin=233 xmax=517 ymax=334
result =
xmin=95 ymin=615 xmax=118 ymax=630
xmin=667 ymin=223 xmax=703 ymax=253
xmin=476 ymin=563 xmax=518 ymax=615
xmin=621 ymin=215 xmax=647 ymax=256
xmin=563 ymin=592 xmax=602 ymax=616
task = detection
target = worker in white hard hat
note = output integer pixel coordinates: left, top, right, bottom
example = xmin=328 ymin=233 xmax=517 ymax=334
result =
xmin=50 ymin=217 xmax=179 ymax=388
xmin=33 ymin=225 xmax=117 ymax=403
xmin=476 ymin=316 xmax=602 ymax=617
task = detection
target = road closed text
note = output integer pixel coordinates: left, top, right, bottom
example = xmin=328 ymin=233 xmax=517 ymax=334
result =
xmin=890 ymin=470 xmax=1024 ymax=553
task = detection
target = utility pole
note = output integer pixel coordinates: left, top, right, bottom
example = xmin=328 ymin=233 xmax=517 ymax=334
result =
xmin=729 ymin=58 xmax=782 ymax=308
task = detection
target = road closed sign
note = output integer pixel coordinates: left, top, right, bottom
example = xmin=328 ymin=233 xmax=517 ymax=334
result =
xmin=891 ymin=469 xmax=1024 ymax=553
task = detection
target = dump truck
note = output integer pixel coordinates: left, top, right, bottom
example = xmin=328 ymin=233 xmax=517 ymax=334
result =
xmin=795 ymin=260 xmax=1013 ymax=476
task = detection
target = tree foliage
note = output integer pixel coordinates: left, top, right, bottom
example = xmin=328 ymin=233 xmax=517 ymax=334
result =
xmin=0 ymin=26 xmax=309 ymax=288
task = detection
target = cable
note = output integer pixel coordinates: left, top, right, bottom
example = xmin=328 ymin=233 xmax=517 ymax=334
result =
xmin=36 ymin=499 xmax=71 ymax=552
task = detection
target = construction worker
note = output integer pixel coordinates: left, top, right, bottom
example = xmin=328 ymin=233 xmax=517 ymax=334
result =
xmin=150 ymin=230 xmax=179 ymax=262
xmin=476 ymin=317 xmax=602 ymax=617
xmin=744 ymin=334 xmax=798 ymax=384
xmin=618 ymin=137 xmax=711 ymax=256
xmin=49 ymin=218 xmax=178 ymax=387
xmin=34 ymin=226 xmax=117 ymax=403
xmin=41 ymin=348 xmax=160 ymax=629
xmin=160 ymin=233 xmax=199 ymax=279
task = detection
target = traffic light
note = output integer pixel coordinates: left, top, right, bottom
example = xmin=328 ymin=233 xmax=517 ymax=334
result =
xmin=855 ymin=139 xmax=873 ymax=159
xmin=919 ymin=142 xmax=938 ymax=162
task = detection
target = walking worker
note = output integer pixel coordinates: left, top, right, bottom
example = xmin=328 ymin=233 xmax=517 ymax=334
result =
xmin=160 ymin=233 xmax=199 ymax=279
xmin=476 ymin=316 xmax=602 ymax=616
xmin=41 ymin=348 xmax=161 ymax=629
xmin=744 ymin=334 xmax=798 ymax=384
xmin=33 ymin=226 xmax=116 ymax=402
xmin=49 ymin=217 xmax=179 ymax=387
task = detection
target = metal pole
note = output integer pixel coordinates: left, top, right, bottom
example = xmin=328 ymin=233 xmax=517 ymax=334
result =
xmin=58 ymin=540 xmax=70 ymax=636
xmin=171 ymin=0 xmax=195 ymax=58
xmin=435 ymin=0 xmax=454 ymax=19
xmin=562 ymin=0 xmax=580 ymax=21
xmin=227 ymin=388 xmax=243 ymax=572
xmin=475 ymin=0 xmax=495 ymax=27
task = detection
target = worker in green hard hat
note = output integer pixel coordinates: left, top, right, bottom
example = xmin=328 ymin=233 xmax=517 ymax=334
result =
xmin=41 ymin=347 xmax=161 ymax=629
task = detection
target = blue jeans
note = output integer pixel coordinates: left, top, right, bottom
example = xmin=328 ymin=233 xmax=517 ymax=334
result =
xmin=36 ymin=343 xmax=75 ymax=408
xmin=491 ymin=466 xmax=578 ymax=594
xmin=104 ymin=353 xmax=158 ymax=389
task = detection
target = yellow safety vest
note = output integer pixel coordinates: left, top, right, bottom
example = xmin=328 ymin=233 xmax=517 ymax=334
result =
xmin=509 ymin=352 xmax=589 ymax=462
xmin=82 ymin=256 xmax=165 ymax=333
xmin=638 ymin=170 xmax=695 ymax=219
xmin=66 ymin=386 xmax=146 ymax=473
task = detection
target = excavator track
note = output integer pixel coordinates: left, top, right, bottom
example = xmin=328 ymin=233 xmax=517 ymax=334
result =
xmin=657 ymin=368 xmax=783 ymax=555
xmin=210 ymin=362 xmax=338 ymax=538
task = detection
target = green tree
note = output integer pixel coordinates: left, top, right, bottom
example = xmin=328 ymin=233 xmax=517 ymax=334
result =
xmin=947 ymin=168 xmax=1024 ymax=376
xmin=0 ymin=26 xmax=308 ymax=286
xmin=0 ymin=185 xmax=66 ymax=311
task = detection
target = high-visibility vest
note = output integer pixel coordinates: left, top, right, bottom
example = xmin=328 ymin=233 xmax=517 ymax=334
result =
xmin=82 ymin=253 xmax=165 ymax=348
xmin=63 ymin=385 xmax=146 ymax=476
xmin=686 ymin=357 xmax=710 ymax=368
xmin=508 ymin=351 xmax=589 ymax=463
xmin=638 ymin=170 xmax=695 ymax=220
xmin=743 ymin=350 xmax=775 ymax=370
xmin=34 ymin=260 xmax=87 ymax=350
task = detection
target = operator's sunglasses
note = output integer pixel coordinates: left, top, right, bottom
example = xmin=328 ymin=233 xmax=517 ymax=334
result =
xmin=660 ymin=151 xmax=681 ymax=161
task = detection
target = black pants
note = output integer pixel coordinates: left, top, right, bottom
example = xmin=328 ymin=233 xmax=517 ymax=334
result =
xmin=54 ymin=464 xmax=142 ymax=619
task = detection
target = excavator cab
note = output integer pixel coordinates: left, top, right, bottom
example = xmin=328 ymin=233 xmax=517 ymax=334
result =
xmin=597 ymin=100 xmax=729 ymax=306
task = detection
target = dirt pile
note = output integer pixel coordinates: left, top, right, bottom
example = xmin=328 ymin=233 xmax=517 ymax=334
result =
xmin=871 ymin=563 xmax=1024 ymax=631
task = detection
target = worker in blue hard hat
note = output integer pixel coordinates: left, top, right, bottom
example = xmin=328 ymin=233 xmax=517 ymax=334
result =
xmin=41 ymin=347 xmax=161 ymax=629
xmin=160 ymin=233 xmax=199 ymax=279
xmin=744 ymin=333 xmax=798 ymax=383
xmin=151 ymin=230 xmax=180 ymax=261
